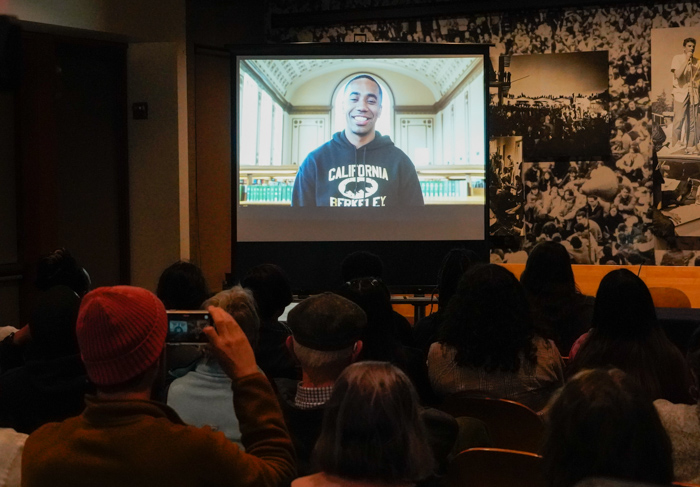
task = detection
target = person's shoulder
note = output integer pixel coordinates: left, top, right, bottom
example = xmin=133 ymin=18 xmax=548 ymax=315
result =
xmin=654 ymin=398 xmax=698 ymax=426
xmin=24 ymin=415 xmax=81 ymax=452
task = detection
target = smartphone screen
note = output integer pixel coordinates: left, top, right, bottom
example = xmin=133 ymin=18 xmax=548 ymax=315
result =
xmin=166 ymin=311 xmax=212 ymax=343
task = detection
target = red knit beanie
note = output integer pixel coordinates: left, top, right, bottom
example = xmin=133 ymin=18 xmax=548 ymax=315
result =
xmin=76 ymin=286 xmax=167 ymax=386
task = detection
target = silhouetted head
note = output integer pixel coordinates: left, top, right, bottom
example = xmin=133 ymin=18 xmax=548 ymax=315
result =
xmin=436 ymin=249 xmax=477 ymax=310
xmin=521 ymin=241 xmax=577 ymax=297
xmin=35 ymin=248 xmax=90 ymax=297
xmin=440 ymin=264 xmax=535 ymax=372
xmin=593 ymin=269 xmax=657 ymax=339
xmin=543 ymin=368 xmax=673 ymax=487
xmin=241 ymin=263 xmax=293 ymax=322
xmin=156 ymin=261 xmax=210 ymax=310
xmin=341 ymin=251 xmax=384 ymax=281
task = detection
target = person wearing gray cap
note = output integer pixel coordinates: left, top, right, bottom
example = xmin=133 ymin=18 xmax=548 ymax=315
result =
xmin=274 ymin=292 xmax=367 ymax=475
xmin=274 ymin=292 xmax=463 ymax=480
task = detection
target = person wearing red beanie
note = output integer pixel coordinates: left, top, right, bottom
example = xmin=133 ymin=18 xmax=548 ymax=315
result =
xmin=21 ymin=286 xmax=295 ymax=487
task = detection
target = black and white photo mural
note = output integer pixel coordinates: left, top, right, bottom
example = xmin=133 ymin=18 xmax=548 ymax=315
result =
xmin=268 ymin=1 xmax=700 ymax=265
xmin=650 ymin=26 xmax=700 ymax=264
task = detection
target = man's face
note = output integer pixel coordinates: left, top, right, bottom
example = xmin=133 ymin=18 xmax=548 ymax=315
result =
xmin=685 ymin=41 xmax=696 ymax=56
xmin=344 ymin=78 xmax=382 ymax=137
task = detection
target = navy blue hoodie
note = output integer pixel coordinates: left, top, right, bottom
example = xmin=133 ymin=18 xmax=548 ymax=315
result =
xmin=292 ymin=131 xmax=424 ymax=207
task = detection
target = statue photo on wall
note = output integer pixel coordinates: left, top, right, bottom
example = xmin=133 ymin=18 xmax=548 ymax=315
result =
xmin=490 ymin=51 xmax=611 ymax=161
xmin=652 ymin=26 xmax=700 ymax=251
xmin=651 ymin=26 xmax=700 ymax=157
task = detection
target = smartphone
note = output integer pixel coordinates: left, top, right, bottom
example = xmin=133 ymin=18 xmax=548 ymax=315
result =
xmin=166 ymin=310 xmax=213 ymax=343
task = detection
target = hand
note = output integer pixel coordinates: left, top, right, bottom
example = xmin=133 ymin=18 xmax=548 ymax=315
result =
xmin=12 ymin=325 xmax=31 ymax=346
xmin=203 ymin=306 xmax=258 ymax=379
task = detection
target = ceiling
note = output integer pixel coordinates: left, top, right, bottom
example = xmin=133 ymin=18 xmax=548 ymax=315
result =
xmin=244 ymin=56 xmax=479 ymax=102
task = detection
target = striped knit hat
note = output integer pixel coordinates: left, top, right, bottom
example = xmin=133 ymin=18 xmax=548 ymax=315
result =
xmin=76 ymin=286 xmax=167 ymax=386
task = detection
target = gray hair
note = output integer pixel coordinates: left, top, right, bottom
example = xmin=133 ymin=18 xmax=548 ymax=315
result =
xmin=203 ymin=285 xmax=260 ymax=348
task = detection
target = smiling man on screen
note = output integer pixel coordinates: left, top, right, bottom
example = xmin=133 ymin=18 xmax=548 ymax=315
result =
xmin=291 ymin=74 xmax=424 ymax=207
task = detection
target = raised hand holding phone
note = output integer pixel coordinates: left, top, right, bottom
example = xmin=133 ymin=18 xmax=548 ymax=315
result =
xmin=203 ymin=305 xmax=258 ymax=379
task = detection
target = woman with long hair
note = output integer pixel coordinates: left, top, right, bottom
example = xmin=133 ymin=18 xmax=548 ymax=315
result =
xmin=338 ymin=278 xmax=435 ymax=405
xmin=413 ymin=249 xmax=476 ymax=355
xmin=568 ymin=268 xmax=693 ymax=404
xmin=520 ymin=241 xmax=594 ymax=356
xmin=543 ymin=368 xmax=673 ymax=487
xmin=428 ymin=264 xmax=564 ymax=411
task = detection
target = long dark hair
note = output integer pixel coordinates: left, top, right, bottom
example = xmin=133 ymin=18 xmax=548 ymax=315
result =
xmin=241 ymin=263 xmax=293 ymax=321
xmin=543 ymin=368 xmax=673 ymax=487
xmin=156 ymin=261 xmax=210 ymax=310
xmin=520 ymin=241 xmax=578 ymax=299
xmin=436 ymin=248 xmax=477 ymax=311
xmin=520 ymin=241 xmax=588 ymax=353
xmin=439 ymin=264 xmax=536 ymax=372
xmin=337 ymin=277 xmax=398 ymax=361
xmin=569 ymin=269 xmax=693 ymax=403
xmin=313 ymin=361 xmax=434 ymax=483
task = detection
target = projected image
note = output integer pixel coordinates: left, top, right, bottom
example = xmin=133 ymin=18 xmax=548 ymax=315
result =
xmin=237 ymin=57 xmax=485 ymax=208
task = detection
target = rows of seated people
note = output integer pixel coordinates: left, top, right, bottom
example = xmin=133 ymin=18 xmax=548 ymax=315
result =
xmin=0 ymin=243 xmax=698 ymax=487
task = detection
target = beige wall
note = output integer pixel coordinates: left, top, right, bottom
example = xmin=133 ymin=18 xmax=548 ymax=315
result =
xmin=128 ymin=43 xmax=183 ymax=290
xmin=4 ymin=0 xmax=184 ymax=42
xmin=187 ymin=0 xmax=266 ymax=291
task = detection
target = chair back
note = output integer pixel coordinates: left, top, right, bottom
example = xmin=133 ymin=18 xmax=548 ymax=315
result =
xmin=440 ymin=393 xmax=545 ymax=453
xmin=648 ymin=287 xmax=691 ymax=308
xmin=447 ymin=447 xmax=545 ymax=487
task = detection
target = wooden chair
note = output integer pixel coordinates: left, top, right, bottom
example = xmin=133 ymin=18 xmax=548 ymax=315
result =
xmin=440 ymin=393 xmax=545 ymax=453
xmin=648 ymin=287 xmax=692 ymax=308
xmin=447 ymin=447 xmax=545 ymax=487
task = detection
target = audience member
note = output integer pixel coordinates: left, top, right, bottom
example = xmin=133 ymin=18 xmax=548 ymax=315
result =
xmin=21 ymin=286 xmax=295 ymax=487
xmin=156 ymin=260 xmax=211 ymax=379
xmin=428 ymin=264 xmax=564 ymax=411
xmin=241 ymin=263 xmax=298 ymax=380
xmin=340 ymin=250 xmax=414 ymax=347
xmin=654 ymin=329 xmax=700 ymax=484
xmin=293 ymin=362 xmax=436 ymax=487
xmin=543 ymin=368 xmax=673 ymax=487
xmin=0 ymin=248 xmax=90 ymax=373
xmin=167 ymin=286 xmax=260 ymax=447
xmin=0 ymin=285 xmax=91 ymax=433
xmin=568 ymin=269 xmax=693 ymax=404
xmin=520 ymin=241 xmax=594 ymax=355
xmin=277 ymin=292 xmax=458 ymax=477
xmin=413 ymin=249 xmax=477 ymax=355
xmin=0 ymin=428 xmax=26 ymax=487
xmin=156 ymin=260 xmax=210 ymax=310
xmin=340 ymin=251 xmax=384 ymax=283
xmin=275 ymin=292 xmax=367 ymax=474
xmin=338 ymin=277 xmax=436 ymax=405
xmin=34 ymin=248 xmax=91 ymax=297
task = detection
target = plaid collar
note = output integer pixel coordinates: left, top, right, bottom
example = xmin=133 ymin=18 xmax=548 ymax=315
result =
xmin=294 ymin=382 xmax=333 ymax=410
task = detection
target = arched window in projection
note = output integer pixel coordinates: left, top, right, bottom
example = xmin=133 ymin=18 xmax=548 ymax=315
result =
xmin=240 ymin=71 xmax=284 ymax=166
